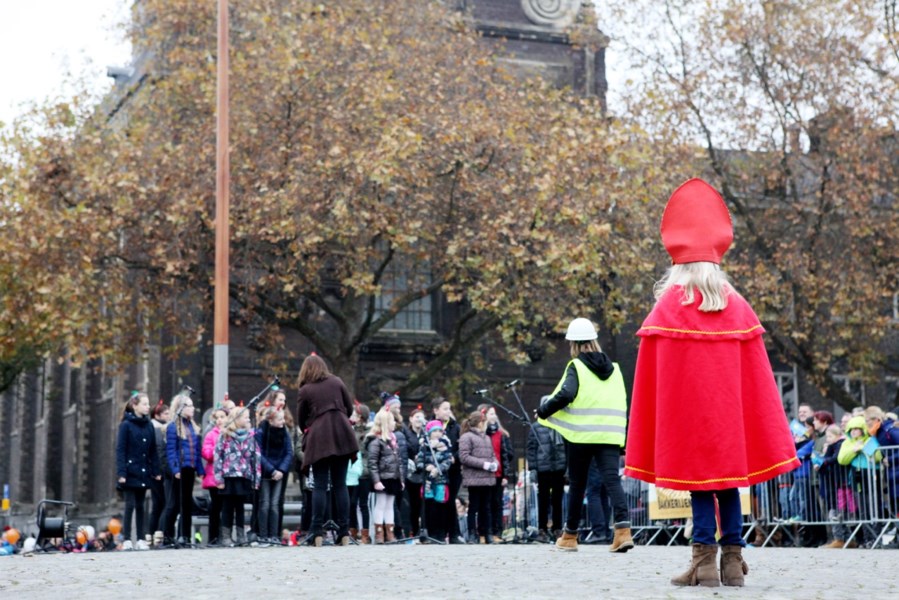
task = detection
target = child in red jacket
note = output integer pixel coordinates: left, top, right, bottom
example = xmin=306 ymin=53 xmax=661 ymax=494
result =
xmin=624 ymin=179 xmax=798 ymax=587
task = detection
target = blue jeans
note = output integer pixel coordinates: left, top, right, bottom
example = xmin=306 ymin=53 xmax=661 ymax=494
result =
xmin=790 ymin=477 xmax=809 ymax=520
xmin=691 ymin=488 xmax=745 ymax=546
xmin=778 ymin=483 xmax=797 ymax=519
xmin=258 ymin=477 xmax=283 ymax=538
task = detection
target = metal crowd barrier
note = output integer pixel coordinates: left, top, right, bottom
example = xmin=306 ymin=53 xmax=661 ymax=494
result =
xmin=744 ymin=443 xmax=899 ymax=549
xmin=508 ymin=445 xmax=899 ymax=548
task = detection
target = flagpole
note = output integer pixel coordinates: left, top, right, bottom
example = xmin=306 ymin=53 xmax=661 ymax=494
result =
xmin=213 ymin=0 xmax=230 ymax=407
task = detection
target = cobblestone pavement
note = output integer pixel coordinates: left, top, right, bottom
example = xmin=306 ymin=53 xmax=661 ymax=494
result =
xmin=2 ymin=543 xmax=897 ymax=599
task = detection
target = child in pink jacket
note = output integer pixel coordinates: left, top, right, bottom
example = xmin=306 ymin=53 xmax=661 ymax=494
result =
xmin=202 ymin=408 xmax=227 ymax=546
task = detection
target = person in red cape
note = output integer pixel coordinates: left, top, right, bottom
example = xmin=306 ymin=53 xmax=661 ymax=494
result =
xmin=624 ymin=178 xmax=799 ymax=588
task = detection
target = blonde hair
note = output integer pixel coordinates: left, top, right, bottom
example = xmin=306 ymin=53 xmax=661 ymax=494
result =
xmin=825 ymin=424 xmax=842 ymax=437
xmin=569 ymin=339 xmax=601 ymax=358
xmin=371 ymin=409 xmax=395 ymax=441
xmin=267 ymin=408 xmax=286 ymax=425
xmin=223 ymin=406 xmax=249 ymax=436
xmin=863 ymin=406 xmax=884 ymax=422
xmin=654 ymin=262 xmax=733 ymax=312
xmin=170 ymin=394 xmax=200 ymax=439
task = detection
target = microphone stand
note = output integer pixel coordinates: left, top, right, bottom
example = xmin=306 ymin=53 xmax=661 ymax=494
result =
xmin=505 ymin=381 xmax=545 ymax=544
xmin=479 ymin=384 xmax=545 ymax=544
xmin=244 ymin=376 xmax=281 ymax=546
xmin=246 ymin=376 xmax=281 ymax=429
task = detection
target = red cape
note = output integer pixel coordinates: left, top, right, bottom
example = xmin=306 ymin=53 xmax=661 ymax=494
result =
xmin=623 ymin=287 xmax=799 ymax=491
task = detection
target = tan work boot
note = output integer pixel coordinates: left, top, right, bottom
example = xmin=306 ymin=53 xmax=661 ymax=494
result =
xmin=720 ymin=545 xmax=749 ymax=586
xmin=360 ymin=528 xmax=371 ymax=544
xmin=820 ymin=539 xmax=845 ymax=548
xmin=671 ymin=544 xmax=720 ymax=587
xmin=609 ymin=523 xmax=635 ymax=553
xmin=374 ymin=524 xmax=385 ymax=544
xmin=554 ymin=529 xmax=579 ymax=552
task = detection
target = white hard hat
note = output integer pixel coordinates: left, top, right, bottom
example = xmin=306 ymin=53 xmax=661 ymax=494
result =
xmin=565 ymin=318 xmax=598 ymax=341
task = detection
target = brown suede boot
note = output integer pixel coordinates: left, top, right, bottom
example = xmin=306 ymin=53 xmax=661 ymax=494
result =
xmin=554 ymin=529 xmax=579 ymax=552
xmin=671 ymin=544 xmax=720 ymax=587
xmin=720 ymin=545 xmax=749 ymax=587
xmin=360 ymin=528 xmax=371 ymax=544
xmin=609 ymin=523 xmax=635 ymax=553
xmin=374 ymin=524 xmax=385 ymax=544
xmin=385 ymin=525 xmax=396 ymax=542
xmin=349 ymin=527 xmax=358 ymax=540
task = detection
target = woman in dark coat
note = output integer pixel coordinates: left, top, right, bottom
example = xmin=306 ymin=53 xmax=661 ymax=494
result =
xmin=116 ymin=392 xmax=160 ymax=550
xmin=297 ymin=354 xmax=359 ymax=546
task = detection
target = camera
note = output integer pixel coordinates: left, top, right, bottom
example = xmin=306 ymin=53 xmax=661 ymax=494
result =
xmin=805 ymin=416 xmax=815 ymax=426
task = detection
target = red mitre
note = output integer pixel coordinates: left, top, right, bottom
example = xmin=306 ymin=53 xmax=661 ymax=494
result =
xmin=660 ymin=178 xmax=733 ymax=264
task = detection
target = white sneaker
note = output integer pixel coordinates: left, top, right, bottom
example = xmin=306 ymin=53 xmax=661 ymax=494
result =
xmin=122 ymin=540 xmax=133 ymax=550
xmin=135 ymin=540 xmax=150 ymax=550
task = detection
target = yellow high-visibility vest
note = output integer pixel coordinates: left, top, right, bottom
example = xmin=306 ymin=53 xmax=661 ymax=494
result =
xmin=538 ymin=358 xmax=627 ymax=446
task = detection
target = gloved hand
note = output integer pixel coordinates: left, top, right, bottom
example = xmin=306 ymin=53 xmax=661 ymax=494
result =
xmin=483 ymin=462 xmax=493 ymax=471
xmin=408 ymin=459 xmax=417 ymax=473
xmin=535 ymin=395 xmax=552 ymax=419
xmin=486 ymin=461 xmax=499 ymax=472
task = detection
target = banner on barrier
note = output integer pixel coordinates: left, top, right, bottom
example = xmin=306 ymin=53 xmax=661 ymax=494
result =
xmin=647 ymin=485 xmax=751 ymax=520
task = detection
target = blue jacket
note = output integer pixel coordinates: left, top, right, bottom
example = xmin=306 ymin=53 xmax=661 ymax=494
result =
xmin=793 ymin=438 xmax=815 ymax=479
xmin=875 ymin=418 xmax=899 ymax=482
xmin=166 ymin=419 xmax=205 ymax=476
xmin=257 ymin=421 xmax=293 ymax=478
xmin=817 ymin=438 xmax=848 ymax=497
xmin=116 ymin=413 xmax=160 ymax=489
xmin=346 ymin=453 xmax=364 ymax=486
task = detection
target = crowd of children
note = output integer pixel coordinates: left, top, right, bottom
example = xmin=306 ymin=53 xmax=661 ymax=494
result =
xmin=2 ymin=385 xmax=897 ymax=554
xmin=751 ymin=403 xmax=899 ymax=549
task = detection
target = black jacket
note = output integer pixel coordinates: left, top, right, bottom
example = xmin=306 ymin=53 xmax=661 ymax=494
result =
xmin=442 ymin=418 xmax=462 ymax=477
xmin=258 ymin=421 xmax=293 ymax=478
xmin=537 ymin=351 xmax=615 ymax=419
xmin=394 ymin=424 xmax=409 ymax=480
xmin=116 ymin=413 xmax=160 ymax=489
xmin=403 ymin=425 xmax=424 ymax=483
xmin=367 ymin=436 xmax=403 ymax=483
xmin=487 ymin=424 xmax=515 ymax=482
xmin=527 ymin=422 xmax=567 ymax=473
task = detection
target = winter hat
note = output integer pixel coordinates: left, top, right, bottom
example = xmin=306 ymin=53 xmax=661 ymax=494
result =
xmin=845 ymin=415 xmax=867 ymax=434
xmin=426 ymin=420 xmax=444 ymax=435
xmin=380 ymin=391 xmax=401 ymax=410
xmin=661 ymin=178 xmax=733 ymax=265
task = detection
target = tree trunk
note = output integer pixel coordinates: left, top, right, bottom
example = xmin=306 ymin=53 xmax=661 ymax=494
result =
xmin=331 ymin=350 xmax=361 ymax=398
